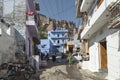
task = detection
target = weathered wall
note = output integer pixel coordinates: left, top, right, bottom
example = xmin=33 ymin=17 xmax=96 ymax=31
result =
xmin=0 ymin=23 xmax=16 ymax=64
xmin=0 ymin=0 xmax=26 ymax=65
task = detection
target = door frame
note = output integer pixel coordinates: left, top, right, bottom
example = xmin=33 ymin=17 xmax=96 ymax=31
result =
xmin=98 ymin=39 xmax=108 ymax=71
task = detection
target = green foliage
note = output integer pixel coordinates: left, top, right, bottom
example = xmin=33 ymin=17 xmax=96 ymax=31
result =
xmin=38 ymin=26 xmax=48 ymax=39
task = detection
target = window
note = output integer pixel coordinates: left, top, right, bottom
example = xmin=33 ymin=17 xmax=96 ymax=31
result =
xmin=62 ymin=34 xmax=64 ymax=37
xmin=48 ymin=34 xmax=50 ymax=36
xmin=57 ymin=34 xmax=59 ymax=37
xmin=62 ymin=40 xmax=64 ymax=43
xmin=57 ymin=40 xmax=60 ymax=44
xmin=54 ymin=40 xmax=56 ymax=43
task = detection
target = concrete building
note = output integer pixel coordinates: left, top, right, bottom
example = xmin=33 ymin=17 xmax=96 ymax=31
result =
xmin=0 ymin=0 xmax=40 ymax=71
xmin=0 ymin=0 xmax=26 ymax=64
xmin=48 ymin=27 xmax=69 ymax=55
xmin=37 ymin=39 xmax=50 ymax=54
xmin=73 ymin=34 xmax=81 ymax=53
xmin=26 ymin=0 xmax=40 ymax=70
xmin=76 ymin=0 xmax=120 ymax=79
xmin=65 ymin=41 xmax=74 ymax=54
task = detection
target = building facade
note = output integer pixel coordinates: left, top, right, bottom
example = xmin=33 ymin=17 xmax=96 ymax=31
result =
xmin=0 ymin=0 xmax=26 ymax=64
xmin=0 ymin=0 xmax=40 ymax=71
xmin=76 ymin=0 xmax=120 ymax=79
xmin=26 ymin=0 xmax=40 ymax=70
xmin=37 ymin=39 xmax=50 ymax=54
xmin=48 ymin=28 xmax=69 ymax=55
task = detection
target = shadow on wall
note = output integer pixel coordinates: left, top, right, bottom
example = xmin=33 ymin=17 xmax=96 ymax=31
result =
xmin=14 ymin=28 xmax=26 ymax=63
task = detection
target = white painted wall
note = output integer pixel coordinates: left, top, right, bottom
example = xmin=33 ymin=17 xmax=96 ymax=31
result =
xmin=79 ymin=0 xmax=119 ymax=79
xmin=81 ymin=0 xmax=118 ymax=39
xmin=106 ymin=31 xmax=120 ymax=80
xmin=87 ymin=25 xmax=118 ymax=73
xmin=89 ymin=42 xmax=99 ymax=72
xmin=0 ymin=28 xmax=2 ymax=35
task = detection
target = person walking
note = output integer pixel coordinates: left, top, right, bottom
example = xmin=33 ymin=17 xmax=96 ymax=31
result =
xmin=52 ymin=53 xmax=56 ymax=62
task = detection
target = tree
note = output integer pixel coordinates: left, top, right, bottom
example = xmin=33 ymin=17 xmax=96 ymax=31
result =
xmin=38 ymin=25 xmax=48 ymax=39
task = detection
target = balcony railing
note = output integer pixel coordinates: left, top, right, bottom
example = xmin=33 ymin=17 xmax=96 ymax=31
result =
xmin=80 ymin=0 xmax=94 ymax=12
xmin=108 ymin=1 xmax=120 ymax=28
xmin=76 ymin=0 xmax=83 ymax=18
xmin=81 ymin=0 xmax=118 ymax=39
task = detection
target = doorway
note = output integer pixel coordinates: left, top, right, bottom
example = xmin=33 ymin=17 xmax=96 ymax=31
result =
xmin=69 ymin=45 xmax=73 ymax=53
xmin=99 ymin=40 xmax=108 ymax=71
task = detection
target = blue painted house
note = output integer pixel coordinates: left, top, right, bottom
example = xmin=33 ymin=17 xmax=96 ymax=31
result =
xmin=48 ymin=28 xmax=69 ymax=55
xmin=37 ymin=39 xmax=50 ymax=54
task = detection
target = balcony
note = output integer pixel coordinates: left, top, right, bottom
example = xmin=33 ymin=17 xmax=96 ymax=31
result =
xmin=51 ymin=30 xmax=68 ymax=33
xmin=51 ymin=37 xmax=69 ymax=40
xmin=77 ymin=25 xmax=84 ymax=40
xmin=81 ymin=0 xmax=117 ymax=39
xmin=80 ymin=0 xmax=94 ymax=12
xmin=26 ymin=20 xmax=38 ymax=38
xmin=76 ymin=0 xmax=83 ymax=18
xmin=108 ymin=1 xmax=120 ymax=29
xmin=35 ymin=2 xmax=40 ymax=11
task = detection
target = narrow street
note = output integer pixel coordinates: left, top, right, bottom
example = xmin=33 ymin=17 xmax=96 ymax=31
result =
xmin=30 ymin=59 xmax=108 ymax=80
xmin=0 ymin=0 xmax=119 ymax=79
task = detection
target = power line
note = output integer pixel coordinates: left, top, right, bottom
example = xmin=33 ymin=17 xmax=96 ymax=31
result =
xmin=54 ymin=0 xmax=59 ymax=20
xmin=52 ymin=5 xmax=75 ymax=17
xmin=61 ymin=0 xmax=64 ymax=20
xmin=60 ymin=0 xmax=63 ymax=20
xmin=49 ymin=0 xmax=54 ymax=18
xmin=53 ymin=0 xmax=58 ymax=19
xmin=42 ymin=0 xmax=51 ymax=17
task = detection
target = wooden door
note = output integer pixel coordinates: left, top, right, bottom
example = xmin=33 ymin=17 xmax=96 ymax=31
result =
xmin=99 ymin=41 xmax=107 ymax=69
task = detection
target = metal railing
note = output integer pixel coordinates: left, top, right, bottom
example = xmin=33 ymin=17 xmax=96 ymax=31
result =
xmin=109 ymin=1 xmax=120 ymax=28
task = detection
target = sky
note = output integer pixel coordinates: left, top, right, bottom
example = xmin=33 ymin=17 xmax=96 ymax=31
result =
xmin=38 ymin=0 xmax=80 ymax=27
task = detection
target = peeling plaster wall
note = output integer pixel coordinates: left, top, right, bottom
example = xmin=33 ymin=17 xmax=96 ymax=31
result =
xmin=0 ymin=23 xmax=16 ymax=64
xmin=0 ymin=0 xmax=26 ymax=65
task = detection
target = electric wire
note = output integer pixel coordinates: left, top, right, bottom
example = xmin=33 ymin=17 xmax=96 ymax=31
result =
xmin=54 ymin=0 xmax=58 ymax=19
xmin=42 ymin=0 xmax=52 ymax=17
xmin=52 ymin=5 xmax=75 ymax=17
xmin=49 ymin=0 xmax=54 ymax=18
xmin=55 ymin=0 xmax=60 ymax=20
xmin=61 ymin=0 xmax=64 ymax=20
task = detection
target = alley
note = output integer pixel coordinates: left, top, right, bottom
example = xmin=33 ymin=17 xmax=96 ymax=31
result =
xmin=0 ymin=0 xmax=120 ymax=79
xmin=30 ymin=59 xmax=108 ymax=80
